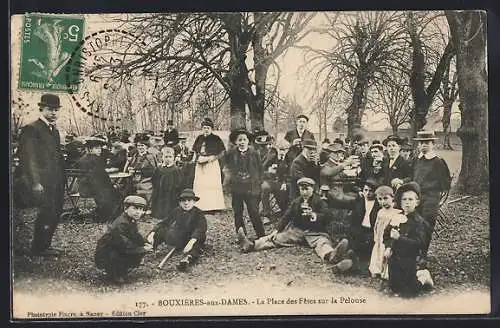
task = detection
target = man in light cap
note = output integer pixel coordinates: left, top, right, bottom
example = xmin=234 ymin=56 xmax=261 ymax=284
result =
xmin=94 ymin=195 xmax=152 ymax=283
xmin=237 ymin=177 xmax=353 ymax=272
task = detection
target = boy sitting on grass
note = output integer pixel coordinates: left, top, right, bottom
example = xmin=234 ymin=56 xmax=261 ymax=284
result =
xmin=94 ymin=195 xmax=153 ymax=283
xmin=148 ymin=189 xmax=207 ymax=271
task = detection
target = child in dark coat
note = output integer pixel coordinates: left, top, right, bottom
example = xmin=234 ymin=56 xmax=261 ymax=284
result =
xmin=383 ymin=182 xmax=427 ymax=297
xmin=150 ymin=147 xmax=184 ymax=219
xmin=94 ymin=195 xmax=152 ymax=283
xmin=148 ymin=189 xmax=207 ymax=271
xmin=225 ymin=129 xmax=265 ymax=239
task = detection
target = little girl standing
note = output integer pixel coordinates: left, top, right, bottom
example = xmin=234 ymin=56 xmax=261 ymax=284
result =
xmin=369 ymin=185 xmax=403 ymax=279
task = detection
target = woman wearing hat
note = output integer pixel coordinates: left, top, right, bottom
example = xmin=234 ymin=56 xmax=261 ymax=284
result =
xmin=163 ymin=119 xmax=179 ymax=147
xmin=77 ymin=137 xmax=122 ymax=222
xmin=191 ymin=118 xmax=226 ymax=211
xmin=381 ymin=135 xmax=412 ymax=189
xmin=225 ymin=128 xmax=266 ymax=238
xmin=126 ymin=134 xmax=159 ymax=202
xmin=411 ymin=130 xmax=451 ymax=257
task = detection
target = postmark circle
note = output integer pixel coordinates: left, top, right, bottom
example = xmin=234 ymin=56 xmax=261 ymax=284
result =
xmin=64 ymin=29 xmax=152 ymax=122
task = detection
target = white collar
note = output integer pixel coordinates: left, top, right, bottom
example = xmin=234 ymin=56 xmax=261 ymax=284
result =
xmin=297 ymin=128 xmax=305 ymax=136
xmin=39 ymin=115 xmax=52 ymax=127
xmin=418 ymin=152 xmax=437 ymax=159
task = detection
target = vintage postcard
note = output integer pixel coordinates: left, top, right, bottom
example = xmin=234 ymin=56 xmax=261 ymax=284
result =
xmin=10 ymin=11 xmax=490 ymax=319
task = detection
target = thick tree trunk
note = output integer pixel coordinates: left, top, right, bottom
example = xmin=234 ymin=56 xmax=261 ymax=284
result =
xmin=346 ymin=74 xmax=367 ymax=137
xmin=446 ymin=11 xmax=488 ymax=194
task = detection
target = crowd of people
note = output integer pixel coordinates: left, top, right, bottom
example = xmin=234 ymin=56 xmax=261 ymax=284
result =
xmin=13 ymin=94 xmax=453 ymax=297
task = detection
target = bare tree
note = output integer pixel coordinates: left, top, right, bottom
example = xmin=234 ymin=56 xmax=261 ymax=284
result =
xmin=406 ymin=11 xmax=456 ymax=136
xmin=436 ymin=56 xmax=459 ymax=150
xmin=301 ymin=12 xmax=407 ymax=137
xmin=371 ymin=67 xmax=412 ymax=133
xmin=446 ymin=10 xmax=488 ymax=194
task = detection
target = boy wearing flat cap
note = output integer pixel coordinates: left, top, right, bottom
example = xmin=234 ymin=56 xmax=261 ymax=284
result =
xmin=237 ymin=177 xmax=353 ymax=272
xmin=94 ymin=195 xmax=153 ymax=283
xmin=148 ymin=189 xmax=207 ymax=271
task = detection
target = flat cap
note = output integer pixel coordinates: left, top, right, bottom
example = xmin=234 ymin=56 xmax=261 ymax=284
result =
xmin=123 ymin=195 xmax=147 ymax=207
xmin=297 ymin=177 xmax=316 ymax=186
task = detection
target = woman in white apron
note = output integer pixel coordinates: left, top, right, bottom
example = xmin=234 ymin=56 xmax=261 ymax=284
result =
xmin=191 ymin=118 xmax=226 ymax=212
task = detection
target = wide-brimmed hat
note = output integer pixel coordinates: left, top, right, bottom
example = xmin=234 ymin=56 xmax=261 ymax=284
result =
xmin=326 ymin=143 xmax=346 ymax=154
xmin=395 ymin=181 xmax=421 ymax=206
xmin=84 ymin=137 xmax=107 ymax=148
xmin=297 ymin=177 xmax=316 ymax=187
xmin=38 ymin=94 xmax=61 ymax=108
xmin=296 ymin=114 xmax=309 ymax=121
xmin=178 ymin=188 xmax=200 ymax=201
xmin=229 ymin=128 xmax=254 ymax=144
xmin=134 ymin=133 xmax=150 ymax=145
xmin=301 ymin=139 xmax=317 ymax=149
xmin=413 ymin=130 xmax=439 ymax=141
xmin=255 ymin=134 xmax=273 ymax=145
xmin=382 ymin=135 xmax=404 ymax=146
xmin=201 ymin=117 xmax=214 ymax=128
xmin=123 ymin=195 xmax=147 ymax=208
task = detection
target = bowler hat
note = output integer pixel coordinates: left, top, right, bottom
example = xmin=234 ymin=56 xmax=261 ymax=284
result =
xmin=178 ymin=188 xmax=200 ymax=201
xmin=296 ymin=114 xmax=309 ymax=121
xmin=395 ymin=181 xmax=421 ymax=206
xmin=297 ymin=177 xmax=316 ymax=187
xmin=134 ymin=133 xmax=150 ymax=145
xmin=123 ymin=195 xmax=147 ymax=208
xmin=413 ymin=130 xmax=439 ymax=141
xmin=382 ymin=135 xmax=403 ymax=146
xmin=229 ymin=128 xmax=254 ymax=144
xmin=38 ymin=94 xmax=61 ymax=108
xmin=201 ymin=117 xmax=214 ymax=128
xmin=301 ymin=139 xmax=317 ymax=149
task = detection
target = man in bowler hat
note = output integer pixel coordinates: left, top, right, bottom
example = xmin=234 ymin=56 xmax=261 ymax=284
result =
xmin=15 ymin=94 xmax=66 ymax=256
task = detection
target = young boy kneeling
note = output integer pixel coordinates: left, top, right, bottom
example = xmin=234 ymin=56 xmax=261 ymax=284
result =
xmin=94 ymin=195 xmax=153 ymax=283
xmin=237 ymin=177 xmax=352 ymax=272
xmin=148 ymin=189 xmax=207 ymax=271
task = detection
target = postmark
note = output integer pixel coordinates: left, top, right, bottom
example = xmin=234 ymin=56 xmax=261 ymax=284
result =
xmin=64 ymin=29 xmax=151 ymax=122
xmin=18 ymin=13 xmax=85 ymax=92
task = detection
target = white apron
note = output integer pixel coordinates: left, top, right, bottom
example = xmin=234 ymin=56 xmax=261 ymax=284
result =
xmin=193 ymin=159 xmax=225 ymax=211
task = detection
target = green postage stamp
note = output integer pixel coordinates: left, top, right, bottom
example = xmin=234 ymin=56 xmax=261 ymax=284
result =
xmin=18 ymin=13 xmax=85 ymax=93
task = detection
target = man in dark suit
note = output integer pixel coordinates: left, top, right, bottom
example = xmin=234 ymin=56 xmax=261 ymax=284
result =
xmin=289 ymin=139 xmax=320 ymax=199
xmin=163 ymin=120 xmax=179 ymax=147
xmin=15 ymin=94 xmax=66 ymax=257
xmin=381 ymin=135 xmax=412 ymax=189
xmin=284 ymin=114 xmax=316 ymax=163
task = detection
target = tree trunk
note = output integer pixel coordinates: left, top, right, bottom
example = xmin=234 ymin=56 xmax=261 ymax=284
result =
xmin=346 ymin=73 xmax=367 ymax=137
xmin=446 ymin=11 xmax=488 ymax=194
xmin=442 ymin=99 xmax=454 ymax=150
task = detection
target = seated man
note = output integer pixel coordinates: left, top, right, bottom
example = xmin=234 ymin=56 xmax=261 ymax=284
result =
xmin=289 ymin=139 xmax=320 ymax=199
xmin=260 ymin=141 xmax=290 ymax=222
xmin=237 ymin=177 xmax=353 ymax=273
xmin=78 ymin=137 xmax=122 ymax=222
xmin=106 ymin=137 xmax=128 ymax=172
xmin=148 ymin=189 xmax=207 ymax=271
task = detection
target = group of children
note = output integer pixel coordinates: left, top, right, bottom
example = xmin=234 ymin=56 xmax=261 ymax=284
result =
xmin=93 ymin=127 xmax=446 ymax=298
